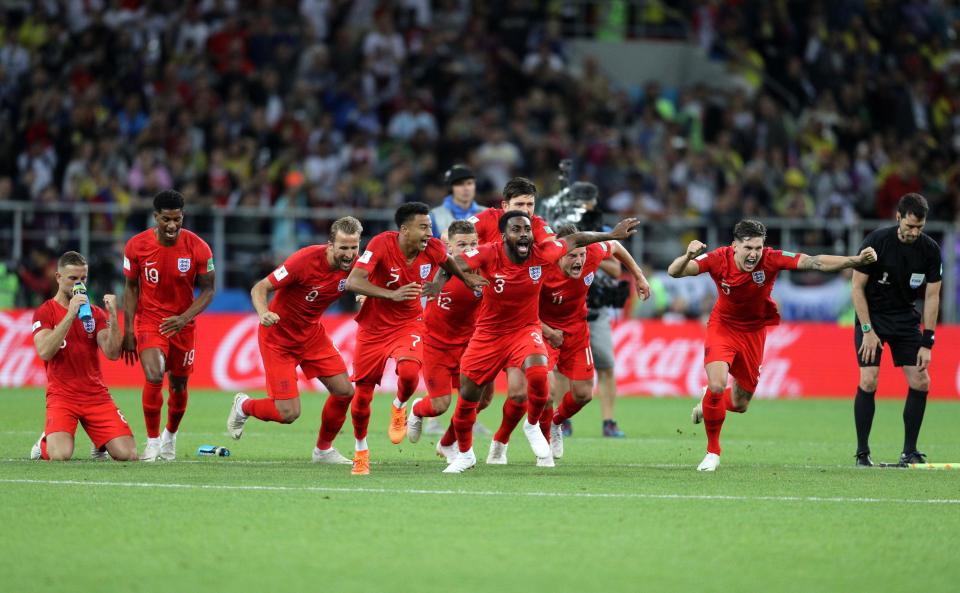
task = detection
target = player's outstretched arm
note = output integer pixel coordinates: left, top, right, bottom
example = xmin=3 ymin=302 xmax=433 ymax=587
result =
xmin=346 ymin=267 xmax=421 ymax=301
xmin=121 ymin=275 xmax=139 ymax=365
xmin=797 ymin=247 xmax=876 ymax=272
xmin=251 ymin=277 xmax=280 ymax=326
xmin=610 ymin=242 xmax=651 ymax=301
xmin=562 ymin=218 xmax=641 ymax=251
xmin=97 ymin=294 xmax=123 ymax=360
xmin=667 ymin=240 xmax=707 ymax=278
xmin=439 ymin=256 xmax=488 ymax=292
xmin=159 ymin=271 xmax=217 ymax=337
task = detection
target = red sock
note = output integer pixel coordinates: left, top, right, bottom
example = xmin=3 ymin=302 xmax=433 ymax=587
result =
xmin=553 ymin=391 xmax=586 ymax=424
xmin=721 ymin=387 xmax=743 ymax=413
xmin=396 ymin=360 xmax=420 ymax=404
xmin=142 ymin=382 xmax=164 ymax=439
xmin=241 ymin=397 xmax=284 ymax=423
xmin=166 ymin=385 xmax=189 ymax=433
xmin=413 ymin=397 xmax=438 ymax=418
xmin=317 ymin=394 xmax=352 ymax=450
xmin=451 ymin=398 xmax=479 ymax=452
xmin=440 ymin=422 xmax=457 ymax=447
xmin=352 ymin=383 xmax=375 ymax=440
xmin=525 ymin=366 xmax=550 ymax=424
xmin=539 ymin=402 xmax=553 ymax=441
xmin=702 ymin=388 xmax=727 ymax=455
xmin=40 ymin=437 xmax=49 ymax=461
xmin=494 ymin=398 xmax=526 ymax=444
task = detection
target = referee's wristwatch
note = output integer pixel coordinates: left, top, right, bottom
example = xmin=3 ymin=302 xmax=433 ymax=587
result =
xmin=861 ymin=323 xmax=872 ymax=333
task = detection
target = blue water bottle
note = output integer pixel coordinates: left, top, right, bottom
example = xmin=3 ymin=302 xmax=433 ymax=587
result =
xmin=73 ymin=282 xmax=95 ymax=333
xmin=197 ymin=445 xmax=231 ymax=458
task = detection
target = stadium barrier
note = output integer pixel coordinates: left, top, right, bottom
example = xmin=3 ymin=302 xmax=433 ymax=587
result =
xmin=2 ymin=311 xmax=957 ymax=398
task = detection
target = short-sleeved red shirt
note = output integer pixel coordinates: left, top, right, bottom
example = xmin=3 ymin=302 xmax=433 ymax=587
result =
xmin=32 ymin=299 xmax=111 ymax=401
xmin=353 ymin=231 xmax=448 ymax=333
xmin=423 ymin=275 xmax=483 ymax=347
xmin=467 ymin=208 xmax=555 ymax=245
xmin=538 ymin=241 xmax=614 ymax=334
xmin=695 ymin=245 xmax=802 ymax=331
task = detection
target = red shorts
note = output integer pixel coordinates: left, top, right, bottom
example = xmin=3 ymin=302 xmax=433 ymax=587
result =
xmin=45 ymin=396 xmax=134 ymax=449
xmin=351 ymin=324 xmax=425 ymax=386
xmin=136 ymin=323 xmax=196 ymax=376
xmin=704 ymin=323 xmax=766 ymax=394
xmin=423 ymin=340 xmax=468 ymax=398
xmin=461 ymin=326 xmax=548 ymax=386
xmin=259 ymin=329 xmax=347 ymax=400
xmin=547 ymin=325 xmax=595 ymax=382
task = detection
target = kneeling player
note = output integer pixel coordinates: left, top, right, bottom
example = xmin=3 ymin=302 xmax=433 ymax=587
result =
xmin=31 ymin=251 xmax=137 ymax=461
xmin=668 ymin=219 xmax=876 ymax=471
xmin=226 ymin=217 xmax=362 ymax=464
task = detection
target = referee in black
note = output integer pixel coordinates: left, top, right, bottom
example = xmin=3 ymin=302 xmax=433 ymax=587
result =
xmin=852 ymin=193 xmax=942 ymax=467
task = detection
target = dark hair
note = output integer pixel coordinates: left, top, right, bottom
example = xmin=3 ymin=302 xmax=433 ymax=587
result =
xmin=897 ymin=193 xmax=929 ymax=220
xmin=502 ymin=177 xmax=538 ymax=201
xmin=395 ymin=201 xmax=431 ymax=228
xmin=555 ymin=223 xmax=578 ymax=238
xmin=447 ymin=220 xmax=476 ymax=237
xmin=733 ymin=219 xmax=767 ymax=242
xmin=58 ymin=251 xmax=87 ymax=269
xmin=498 ymin=210 xmax=531 ymax=233
xmin=153 ymin=189 xmax=185 ymax=212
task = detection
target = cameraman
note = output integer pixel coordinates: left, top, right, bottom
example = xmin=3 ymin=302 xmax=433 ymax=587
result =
xmin=576 ymin=183 xmax=647 ymax=438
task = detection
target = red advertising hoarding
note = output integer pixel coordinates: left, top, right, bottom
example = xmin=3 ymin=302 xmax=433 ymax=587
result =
xmin=1 ymin=311 xmax=957 ymax=399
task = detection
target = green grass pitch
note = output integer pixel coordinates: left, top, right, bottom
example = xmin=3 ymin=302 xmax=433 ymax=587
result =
xmin=1 ymin=388 xmax=958 ymax=593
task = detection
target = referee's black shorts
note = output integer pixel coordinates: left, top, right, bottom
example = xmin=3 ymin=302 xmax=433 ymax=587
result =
xmin=854 ymin=320 xmax=922 ymax=368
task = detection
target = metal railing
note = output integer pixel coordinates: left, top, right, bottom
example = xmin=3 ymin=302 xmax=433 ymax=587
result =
xmin=1 ymin=201 xmax=956 ymax=321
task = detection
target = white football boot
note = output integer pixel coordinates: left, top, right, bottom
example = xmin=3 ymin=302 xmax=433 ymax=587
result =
xmin=522 ymin=419 xmax=550 ymax=458
xmin=312 ymin=447 xmax=352 ymax=464
xmin=142 ymin=437 xmax=161 ymax=462
xmin=159 ymin=429 xmax=177 ymax=461
xmin=407 ymin=398 xmax=424 ymax=443
xmin=436 ymin=440 xmax=458 ymax=464
xmin=442 ymin=448 xmax=477 ymax=473
xmin=227 ymin=392 xmax=250 ymax=439
xmin=697 ymin=452 xmax=720 ymax=472
xmin=486 ymin=440 xmax=508 ymax=465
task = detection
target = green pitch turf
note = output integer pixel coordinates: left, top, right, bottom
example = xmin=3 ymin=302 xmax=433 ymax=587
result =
xmin=1 ymin=388 xmax=958 ymax=593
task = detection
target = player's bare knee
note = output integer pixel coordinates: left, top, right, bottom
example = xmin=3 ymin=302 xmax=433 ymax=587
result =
xmin=508 ymin=392 xmax=527 ymax=404
xmin=169 ymin=376 xmax=188 ymax=391
xmin=432 ymin=396 xmax=452 ymax=414
xmin=47 ymin=448 xmax=72 ymax=461
xmin=113 ymin=448 xmax=138 ymax=462
xmin=572 ymin=386 xmax=593 ymax=404
xmin=707 ymin=380 xmax=726 ymax=395
xmin=279 ymin=408 xmax=300 ymax=423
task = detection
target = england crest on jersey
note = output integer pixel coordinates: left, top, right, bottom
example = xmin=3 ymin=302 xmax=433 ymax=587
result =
xmin=82 ymin=317 xmax=96 ymax=334
xmin=752 ymin=270 xmax=765 ymax=285
xmin=420 ymin=264 xmax=432 ymax=279
xmin=583 ymin=271 xmax=595 ymax=286
xmin=338 ymin=279 xmax=347 ymax=292
xmin=178 ymin=258 xmax=191 ymax=273
xmin=529 ymin=265 xmax=542 ymax=282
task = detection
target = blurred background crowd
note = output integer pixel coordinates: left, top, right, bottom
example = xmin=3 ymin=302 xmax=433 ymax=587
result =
xmin=1 ymin=0 xmax=958 ymax=318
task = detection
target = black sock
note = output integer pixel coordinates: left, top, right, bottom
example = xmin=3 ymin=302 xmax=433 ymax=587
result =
xmin=903 ymin=388 xmax=928 ymax=453
xmin=854 ymin=387 xmax=876 ymax=454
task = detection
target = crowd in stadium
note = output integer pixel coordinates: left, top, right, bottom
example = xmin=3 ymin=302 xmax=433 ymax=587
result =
xmin=2 ymin=1 xmax=958 ymax=310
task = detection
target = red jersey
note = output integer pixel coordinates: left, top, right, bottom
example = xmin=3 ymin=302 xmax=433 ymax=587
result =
xmin=263 ymin=245 xmax=349 ymax=349
xmin=32 ymin=299 xmax=111 ymax=402
xmin=353 ymin=231 xmax=448 ymax=333
xmin=462 ymin=239 xmax=568 ymax=336
xmin=123 ymin=228 xmax=213 ymax=329
xmin=423 ymin=275 xmax=483 ymax=347
xmin=538 ymin=241 xmax=614 ymax=333
xmin=695 ymin=245 xmax=802 ymax=331
xmin=468 ymin=208 xmax=555 ymax=245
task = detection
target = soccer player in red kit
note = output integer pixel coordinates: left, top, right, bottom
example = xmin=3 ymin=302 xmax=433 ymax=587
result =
xmin=404 ymin=220 xmax=494 ymax=458
xmin=30 ymin=251 xmax=137 ymax=461
xmin=667 ymin=219 xmax=877 ymax=471
xmin=442 ymin=209 xmax=640 ymax=473
xmin=122 ymin=190 xmax=215 ymax=462
xmin=531 ymin=224 xmax=649 ymax=461
xmin=345 ymin=202 xmax=486 ymax=475
xmin=467 ymin=187 xmax=556 ymax=245
xmin=225 ymin=216 xmax=363 ymax=464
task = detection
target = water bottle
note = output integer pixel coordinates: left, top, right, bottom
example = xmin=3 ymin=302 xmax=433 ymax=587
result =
xmin=197 ymin=445 xmax=231 ymax=458
xmin=73 ymin=282 xmax=95 ymax=333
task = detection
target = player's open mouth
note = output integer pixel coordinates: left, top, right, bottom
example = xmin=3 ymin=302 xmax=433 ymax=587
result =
xmin=164 ymin=230 xmax=178 ymax=239
xmin=516 ymin=241 xmax=530 ymax=256
xmin=572 ymin=265 xmax=582 ymax=274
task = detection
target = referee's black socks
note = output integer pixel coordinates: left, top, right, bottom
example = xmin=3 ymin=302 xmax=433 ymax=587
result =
xmin=903 ymin=388 xmax=928 ymax=454
xmin=854 ymin=387 xmax=876 ymax=453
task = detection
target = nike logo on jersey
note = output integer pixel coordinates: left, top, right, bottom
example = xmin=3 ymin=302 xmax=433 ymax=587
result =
xmin=390 ymin=267 xmax=401 ymax=272
xmin=144 ymin=261 xmax=157 ymax=266
xmin=494 ymin=273 xmax=506 ymax=278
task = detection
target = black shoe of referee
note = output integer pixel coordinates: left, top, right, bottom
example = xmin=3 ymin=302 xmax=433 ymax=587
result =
xmin=898 ymin=450 xmax=928 ymax=466
xmin=855 ymin=451 xmax=874 ymax=467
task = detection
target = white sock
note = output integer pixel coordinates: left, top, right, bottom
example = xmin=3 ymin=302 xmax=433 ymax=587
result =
xmin=392 ymin=397 xmax=403 ymax=409
xmin=235 ymin=400 xmax=248 ymax=419
xmin=355 ymin=438 xmax=368 ymax=451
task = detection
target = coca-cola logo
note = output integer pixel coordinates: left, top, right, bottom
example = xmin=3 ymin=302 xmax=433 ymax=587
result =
xmin=0 ymin=311 xmax=47 ymax=387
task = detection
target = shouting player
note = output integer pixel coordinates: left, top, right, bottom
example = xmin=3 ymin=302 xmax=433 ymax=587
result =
xmin=122 ymin=190 xmax=215 ymax=462
xmin=345 ymin=202 xmax=486 ymax=475
xmin=30 ymin=251 xmax=138 ymax=461
xmin=668 ymin=219 xmax=876 ymax=471
xmin=226 ymin=216 xmax=363 ymax=464
xmin=443 ymin=203 xmax=641 ymax=473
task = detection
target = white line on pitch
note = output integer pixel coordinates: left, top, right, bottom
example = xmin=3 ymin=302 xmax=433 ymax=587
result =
xmin=1 ymin=478 xmax=958 ymax=505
